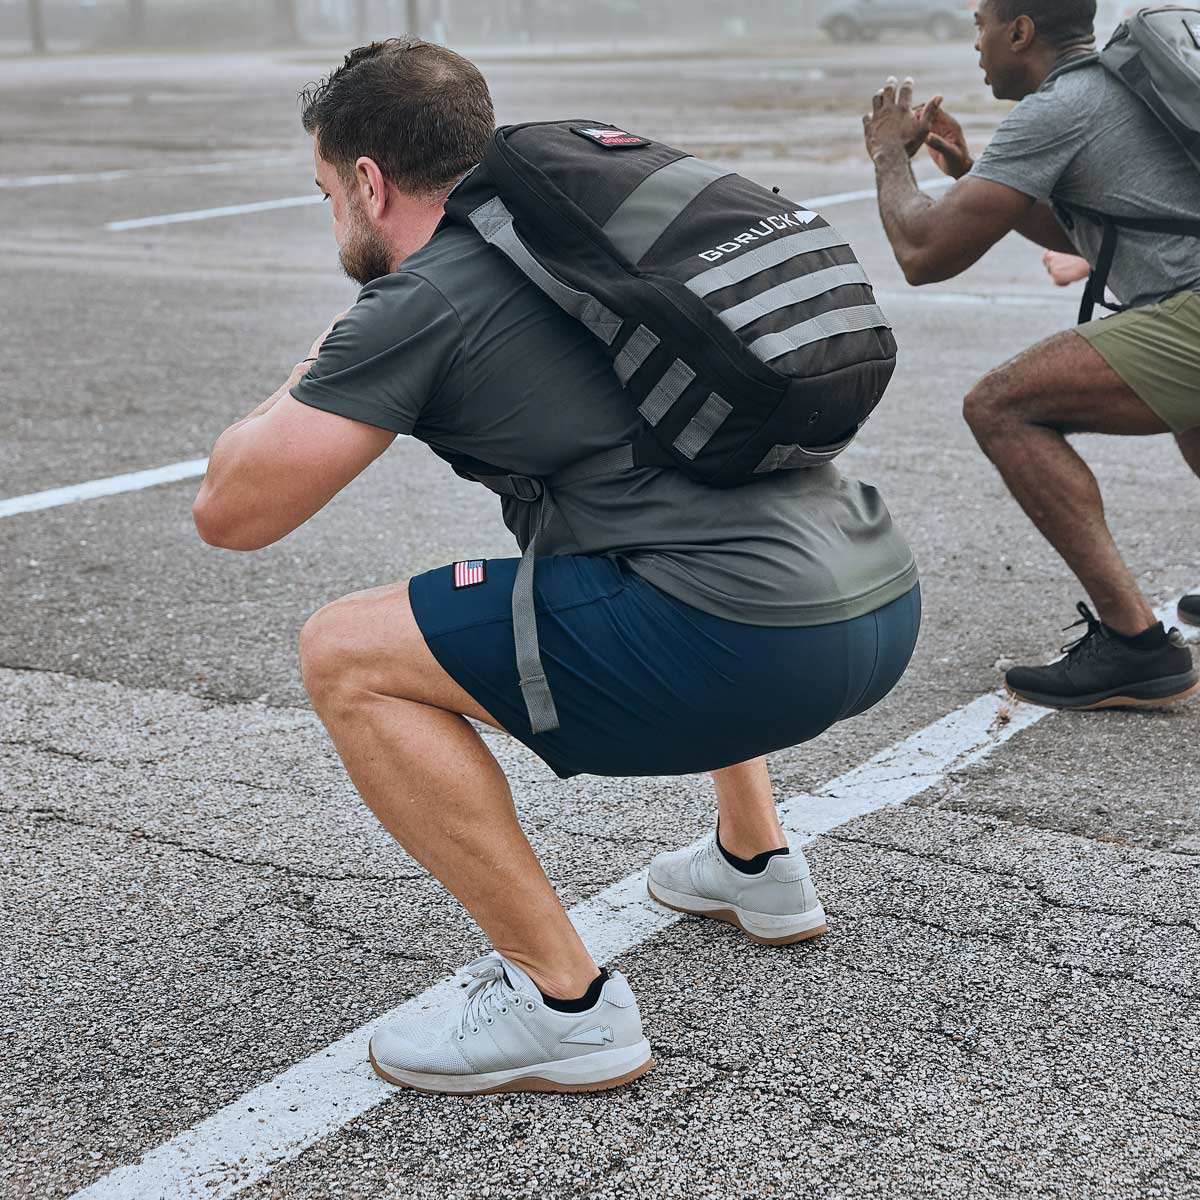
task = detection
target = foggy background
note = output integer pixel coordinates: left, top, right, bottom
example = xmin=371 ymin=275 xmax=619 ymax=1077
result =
xmin=3 ymin=0 xmax=1138 ymax=55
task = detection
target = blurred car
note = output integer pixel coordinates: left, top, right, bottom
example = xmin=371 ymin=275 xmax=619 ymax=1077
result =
xmin=820 ymin=0 xmax=977 ymax=43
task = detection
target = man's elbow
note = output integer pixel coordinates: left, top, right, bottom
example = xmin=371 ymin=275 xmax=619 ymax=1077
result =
xmin=192 ymin=495 xmax=268 ymax=551
xmin=897 ymin=247 xmax=944 ymax=287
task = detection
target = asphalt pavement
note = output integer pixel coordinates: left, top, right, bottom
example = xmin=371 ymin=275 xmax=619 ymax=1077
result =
xmin=2 ymin=34 xmax=1198 ymax=1200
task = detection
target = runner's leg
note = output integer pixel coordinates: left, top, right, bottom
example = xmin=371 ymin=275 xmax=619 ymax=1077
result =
xmin=712 ymin=758 xmax=786 ymax=858
xmin=1177 ymin=427 xmax=1200 ymax=480
xmin=963 ymin=330 xmax=1169 ymax=636
xmin=299 ymin=579 xmax=599 ymax=1000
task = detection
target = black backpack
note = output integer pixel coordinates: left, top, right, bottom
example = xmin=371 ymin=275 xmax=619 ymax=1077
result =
xmin=1055 ymin=6 xmax=1200 ymax=323
xmin=442 ymin=122 xmax=896 ymax=734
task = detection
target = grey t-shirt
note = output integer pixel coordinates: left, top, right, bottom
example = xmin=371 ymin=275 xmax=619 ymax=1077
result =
xmin=292 ymin=222 xmax=917 ymax=627
xmin=971 ymin=60 xmax=1200 ymax=308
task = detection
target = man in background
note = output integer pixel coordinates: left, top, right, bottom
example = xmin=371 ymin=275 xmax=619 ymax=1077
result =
xmin=863 ymin=0 xmax=1200 ymax=710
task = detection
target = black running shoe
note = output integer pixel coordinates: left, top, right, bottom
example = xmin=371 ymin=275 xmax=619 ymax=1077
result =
xmin=1179 ymin=595 xmax=1200 ymax=628
xmin=1005 ymin=601 xmax=1199 ymax=711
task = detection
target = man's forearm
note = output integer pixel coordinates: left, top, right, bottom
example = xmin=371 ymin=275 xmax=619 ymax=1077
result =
xmin=873 ymin=146 xmax=939 ymax=282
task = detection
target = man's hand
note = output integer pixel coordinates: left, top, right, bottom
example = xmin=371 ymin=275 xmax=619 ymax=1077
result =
xmin=916 ymin=100 xmax=974 ymax=179
xmin=863 ymin=76 xmax=937 ymax=163
xmin=305 ymin=308 xmax=351 ymax=365
xmin=1043 ymin=250 xmax=1092 ymax=287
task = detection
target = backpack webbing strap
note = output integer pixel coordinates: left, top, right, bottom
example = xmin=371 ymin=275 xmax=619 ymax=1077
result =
xmin=468 ymin=196 xmax=623 ymax=346
xmin=466 ymin=445 xmax=638 ymax=735
xmin=1057 ymin=201 xmax=1200 ymax=323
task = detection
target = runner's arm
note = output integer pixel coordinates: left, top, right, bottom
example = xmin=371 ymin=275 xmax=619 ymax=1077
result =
xmin=193 ymin=370 xmax=395 ymax=551
xmin=873 ymin=145 xmax=1071 ymax=283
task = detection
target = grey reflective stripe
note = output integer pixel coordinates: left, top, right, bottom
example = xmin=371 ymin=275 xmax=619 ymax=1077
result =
xmin=602 ymin=156 xmax=730 ymax=264
xmin=613 ymin=325 xmax=660 ymax=384
xmin=748 ymin=305 xmax=890 ymax=363
xmin=686 ymin=227 xmax=851 ymax=298
xmin=511 ymin=490 xmax=560 ymax=735
xmin=753 ymin=434 xmax=858 ymax=473
xmin=549 ymin=443 xmax=636 ymax=487
xmin=468 ymin=196 xmax=622 ymax=346
xmin=672 ymin=393 xmax=733 ymax=461
xmin=639 ymin=359 xmax=695 ymax=427
xmin=717 ymin=264 xmax=872 ymax=332
xmin=469 ymin=444 xmax=643 ymax=735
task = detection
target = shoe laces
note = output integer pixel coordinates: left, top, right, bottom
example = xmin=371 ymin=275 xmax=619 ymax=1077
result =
xmin=1060 ymin=601 xmax=1106 ymax=664
xmin=452 ymin=953 xmax=529 ymax=1040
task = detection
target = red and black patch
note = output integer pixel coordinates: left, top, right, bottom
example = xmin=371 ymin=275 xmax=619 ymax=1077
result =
xmin=571 ymin=125 xmax=651 ymax=150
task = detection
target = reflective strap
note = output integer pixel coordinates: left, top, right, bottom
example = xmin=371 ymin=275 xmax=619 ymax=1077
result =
xmin=550 ymin=443 xmax=636 ymax=487
xmin=639 ymin=359 xmax=696 ymax=427
xmin=613 ymin=325 xmax=661 ymax=384
xmin=511 ymin=489 xmax=560 ymax=735
xmin=602 ymin=156 xmax=730 ymax=264
xmin=686 ymin=226 xmax=851 ymax=298
xmin=717 ymin=264 xmax=872 ymax=332
xmin=672 ymin=393 xmax=733 ymax=461
xmin=468 ymin=196 xmax=622 ymax=346
xmin=753 ymin=434 xmax=858 ymax=473
xmin=747 ymin=305 xmax=890 ymax=363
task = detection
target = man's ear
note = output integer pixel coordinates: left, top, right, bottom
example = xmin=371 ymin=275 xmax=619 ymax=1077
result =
xmin=354 ymin=156 xmax=389 ymax=219
xmin=1010 ymin=14 xmax=1037 ymax=52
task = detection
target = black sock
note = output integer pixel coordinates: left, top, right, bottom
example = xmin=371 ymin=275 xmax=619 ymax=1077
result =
xmin=540 ymin=967 xmax=610 ymax=1013
xmin=716 ymin=820 xmax=789 ymax=875
xmin=1107 ymin=621 xmax=1168 ymax=650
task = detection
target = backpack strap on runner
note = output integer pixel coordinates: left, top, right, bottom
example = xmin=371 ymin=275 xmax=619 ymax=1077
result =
xmin=462 ymin=445 xmax=638 ymax=735
xmin=1055 ymin=199 xmax=1200 ymax=323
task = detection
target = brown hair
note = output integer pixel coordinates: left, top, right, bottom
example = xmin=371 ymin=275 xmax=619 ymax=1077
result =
xmin=300 ymin=38 xmax=494 ymax=195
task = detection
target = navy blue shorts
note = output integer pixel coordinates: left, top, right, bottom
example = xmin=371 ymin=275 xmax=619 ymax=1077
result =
xmin=410 ymin=555 xmax=920 ymax=780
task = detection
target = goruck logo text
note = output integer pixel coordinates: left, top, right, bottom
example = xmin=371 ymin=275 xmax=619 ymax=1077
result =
xmin=699 ymin=209 xmax=819 ymax=262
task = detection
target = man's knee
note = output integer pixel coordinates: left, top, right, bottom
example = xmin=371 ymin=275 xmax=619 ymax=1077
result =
xmin=299 ymin=589 xmax=394 ymax=711
xmin=963 ymin=368 xmax=1017 ymax=444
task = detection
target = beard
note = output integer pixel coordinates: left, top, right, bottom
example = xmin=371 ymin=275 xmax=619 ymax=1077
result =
xmin=338 ymin=202 xmax=395 ymax=286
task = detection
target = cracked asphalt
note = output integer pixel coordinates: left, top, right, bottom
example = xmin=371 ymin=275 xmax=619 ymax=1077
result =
xmin=2 ymin=31 xmax=1198 ymax=1200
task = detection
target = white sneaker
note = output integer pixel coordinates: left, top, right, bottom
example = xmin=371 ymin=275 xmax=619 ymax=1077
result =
xmin=647 ymin=828 xmax=829 ymax=945
xmin=368 ymin=953 xmax=653 ymax=1095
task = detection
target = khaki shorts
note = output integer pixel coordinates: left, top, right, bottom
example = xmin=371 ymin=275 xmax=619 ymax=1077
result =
xmin=1077 ymin=289 xmax=1200 ymax=433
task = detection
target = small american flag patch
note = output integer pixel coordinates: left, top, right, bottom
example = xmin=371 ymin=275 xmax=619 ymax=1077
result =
xmin=453 ymin=559 xmax=487 ymax=589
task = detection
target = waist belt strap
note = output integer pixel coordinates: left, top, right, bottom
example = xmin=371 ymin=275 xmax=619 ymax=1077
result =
xmin=468 ymin=445 xmax=637 ymax=735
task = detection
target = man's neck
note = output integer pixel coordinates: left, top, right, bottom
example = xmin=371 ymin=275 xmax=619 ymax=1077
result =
xmin=1028 ymin=36 xmax=1097 ymax=90
xmin=390 ymin=200 xmax=448 ymax=268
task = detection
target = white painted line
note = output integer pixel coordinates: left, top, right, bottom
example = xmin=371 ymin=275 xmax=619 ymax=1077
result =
xmin=0 ymin=459 xmax=208 ymax=519
xmin=0 ymin=156 xmax=306 ymax=190
xmin=105 ymin=195 xmax=322 ymax=232
xmin=70 ymin=687 xmax=1056 ymax=1200
xmin=101 ymin=173 xmax=955 ymax=233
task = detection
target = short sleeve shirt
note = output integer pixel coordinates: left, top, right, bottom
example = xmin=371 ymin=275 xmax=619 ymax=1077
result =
xmin=291 ymin=222 xmax=917 ymax=627
xmin=970 ymin=61 xmax=1200 ymax=308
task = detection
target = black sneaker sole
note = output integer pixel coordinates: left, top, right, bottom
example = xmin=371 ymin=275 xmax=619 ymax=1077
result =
xmin=1006 ymin=671 xmax=1200 ymax=711
xmin=1179 ymin=609 xmax=1200 ymax=629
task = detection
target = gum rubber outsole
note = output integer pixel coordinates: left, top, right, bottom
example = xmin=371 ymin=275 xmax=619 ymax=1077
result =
xmin=1005 ymin=677 xmax=1200 ymax=712
xmin=646 ymin=880 xmax=829 ymax=946
xmin=368 ymin=1049 xmax=654 ymax=1095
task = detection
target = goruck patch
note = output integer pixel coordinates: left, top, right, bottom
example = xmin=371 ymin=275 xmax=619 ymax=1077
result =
xmin=570 ymin=125 xmax=651 ymax=150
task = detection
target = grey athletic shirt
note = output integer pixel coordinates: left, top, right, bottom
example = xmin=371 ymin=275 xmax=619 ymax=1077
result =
xmin=292 ymin=222 xmax=917 ymax=627
xmin=970 ymin=60 xmax=1200 ymax=308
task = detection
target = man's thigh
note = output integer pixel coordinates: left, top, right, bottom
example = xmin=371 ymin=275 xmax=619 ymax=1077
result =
xmin=1077 ymin=291 xmax=1200 ymax=435
xmin=980 ymin=329 xmax=1171 ymax=436
xmin=305 ymin=579 xmax=506 ymax=730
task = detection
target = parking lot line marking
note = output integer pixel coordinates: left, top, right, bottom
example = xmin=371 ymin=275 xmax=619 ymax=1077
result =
xmin=69 ymin=688 xmax=1059 ymax=1200
xmin=105 ymin=195 xmax=323 ymax=232
xmin=101 ymin=175 xmax=955 ymax=233
xmin=0 ymin=156 xmax=306 ymax=190
xmin=0 ymin=459 xmax=208 ymax=518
